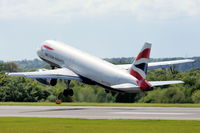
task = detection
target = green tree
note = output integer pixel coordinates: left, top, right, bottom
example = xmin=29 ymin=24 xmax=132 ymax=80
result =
xmin=192 ymin=90 xmax=200 ymax=103
xmin=0 ymin=62 xmax=19 ymax=73
xmin=161 ymin=87 xmax=186 ymax=103
xmin=0 ymin=75 xmax=50 ymax=102
xmin=139 ymin=89 xmax=163 ymax=103
xmin=72 ymin=82 xmax=116 ymax=103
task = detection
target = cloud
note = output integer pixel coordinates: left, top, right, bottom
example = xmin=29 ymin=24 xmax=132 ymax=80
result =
xmin=0 ymin=0 xmax=200 ymax=21
xmin=129 ymin=0 xmax=200 ymax=20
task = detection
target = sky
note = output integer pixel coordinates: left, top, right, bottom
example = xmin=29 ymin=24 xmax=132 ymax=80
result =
xmin=0 ymin=0 xmax=200 ymax=61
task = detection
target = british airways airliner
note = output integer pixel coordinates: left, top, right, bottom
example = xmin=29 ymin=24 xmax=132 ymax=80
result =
xmin=8 ymin=40 xmax=194 ymax=96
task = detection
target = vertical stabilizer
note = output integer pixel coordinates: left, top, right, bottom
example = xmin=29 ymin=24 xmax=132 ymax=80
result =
xmin=129 ymin=42 xmax=152 ymax=80
xmin=129 ymin=42 xmax=152 ymax=91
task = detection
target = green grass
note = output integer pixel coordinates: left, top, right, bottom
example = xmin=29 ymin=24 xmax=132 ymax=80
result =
xmin=0 ymin=117 xmax=199 ymax=133
xmin=0 ymin=102 xmax=200 ymax=107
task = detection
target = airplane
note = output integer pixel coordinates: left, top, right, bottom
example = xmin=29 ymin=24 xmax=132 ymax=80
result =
xmin=7 ymin=40 xmax=194 ymax=96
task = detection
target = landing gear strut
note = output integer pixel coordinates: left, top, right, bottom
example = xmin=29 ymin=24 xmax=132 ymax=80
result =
xmin=63 ymin=80 xmax=74 ymax=97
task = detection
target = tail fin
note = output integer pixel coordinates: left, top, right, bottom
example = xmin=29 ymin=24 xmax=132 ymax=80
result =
xmin=129 ymin=42 xmax=152 ymax=91
xmin=129 ymin=42 xmax=152 ymax=80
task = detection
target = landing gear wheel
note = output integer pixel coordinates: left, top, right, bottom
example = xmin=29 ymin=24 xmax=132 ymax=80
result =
xmin=68 ymin=89 xmax=74 ymax=96
xmin=63 ymin=89 xmax=69 ymax=97
xmin=63 ymin=80 xmax=74 ymax=97
xmin=63 ymin=89 xmax=74 ymax=97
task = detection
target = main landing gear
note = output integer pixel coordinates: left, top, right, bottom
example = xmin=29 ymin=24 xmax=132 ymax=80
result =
xmin=63 ymin=80 xmax=74 ymax=97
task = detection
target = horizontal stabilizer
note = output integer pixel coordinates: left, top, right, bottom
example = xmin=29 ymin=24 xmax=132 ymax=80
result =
xmin=150 ymin=81 xmax=184 ymax=87
xmin=117 ymin=59 xmax=194 ymax=70
xmin=148 ymin=59 xmax=194 ymax=70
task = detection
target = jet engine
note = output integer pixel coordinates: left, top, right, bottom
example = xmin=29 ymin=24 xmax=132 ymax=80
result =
xmin=36 ymin=78 xmax=57 ymax=86
xmin=34 ymin=69 xmax=57 ymax=86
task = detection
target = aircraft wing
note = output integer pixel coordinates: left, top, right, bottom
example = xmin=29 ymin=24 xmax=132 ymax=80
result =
xmin=7 ymin=68 xmax=81 ymax=81
xmin=117 ymin=59 xmax=194 ymax=70
xmin=149 ymin=81 xmax=184 ymax=86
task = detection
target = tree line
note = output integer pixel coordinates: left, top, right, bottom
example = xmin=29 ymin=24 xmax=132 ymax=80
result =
xmin=10 ymin=57 xmax=200 ymax=71
xmin=0 ymin=62 xmax=200 ymax=103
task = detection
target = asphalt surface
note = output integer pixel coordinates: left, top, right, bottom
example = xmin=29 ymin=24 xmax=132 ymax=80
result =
xmin=0 ymin=106 xmax=200 ymax=120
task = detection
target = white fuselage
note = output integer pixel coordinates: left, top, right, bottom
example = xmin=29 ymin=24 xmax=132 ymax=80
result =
xmin=37 ymin=40 xmax=140 ymax=93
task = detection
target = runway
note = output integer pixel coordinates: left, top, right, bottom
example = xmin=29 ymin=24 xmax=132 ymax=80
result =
xmin=0 ymin=106 xmax=200 ymax=120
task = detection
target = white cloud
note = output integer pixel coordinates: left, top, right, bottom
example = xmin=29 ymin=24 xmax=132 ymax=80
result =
xmin=129 ymin=0 xmax=200 ymax=20
xmin=0 ymin=0 xmax=200 ymax=21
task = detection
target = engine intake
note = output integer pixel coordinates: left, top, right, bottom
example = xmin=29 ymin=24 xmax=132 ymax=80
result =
xmin=36 ymin=78 xmax=57 ymax=86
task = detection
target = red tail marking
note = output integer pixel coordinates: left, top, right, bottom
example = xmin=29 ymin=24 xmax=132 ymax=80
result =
xmin=137 ymin=80 xmax=153 ymax=91
xmin=130 ymin=69 xmax=144 ymax=81
xmin=43 ymin=45 xmax=54 ymax=50
xmin=130 ymin=69 xmax=153 ymax=91
xmin=135 ymin=48 xmax=150 ymax=61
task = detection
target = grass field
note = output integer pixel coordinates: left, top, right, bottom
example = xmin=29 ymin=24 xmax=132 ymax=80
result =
xmin=0 ymin=117 xmax=199 ymax=133
xmin=0 ymin=102 xmax=200 ymax=107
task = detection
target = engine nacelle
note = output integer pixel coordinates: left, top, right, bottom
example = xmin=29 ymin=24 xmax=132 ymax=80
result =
xmin=36 ymin=78 xmax=57 ymax=86
xmin=35 ymin=69 xmax=57 ymax=86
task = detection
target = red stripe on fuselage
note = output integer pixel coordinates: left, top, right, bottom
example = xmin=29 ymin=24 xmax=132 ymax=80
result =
xmin=43 ymin=45 xmax=54 ymax=50
xmin=135 ymin=48 xmax=150 ymax=61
